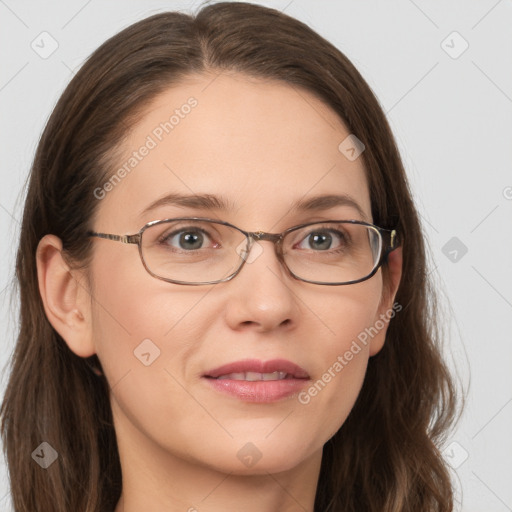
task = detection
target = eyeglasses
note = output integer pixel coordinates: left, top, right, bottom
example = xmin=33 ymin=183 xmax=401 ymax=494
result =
xmin=86 ymin=217 xmax=400 ymax=286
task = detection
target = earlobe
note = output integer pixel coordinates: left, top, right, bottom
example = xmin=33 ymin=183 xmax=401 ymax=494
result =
xmin=369 ymin=246 xmax=403 ymax=356
xmin=36 ymin=234 xmax=95 ymax=358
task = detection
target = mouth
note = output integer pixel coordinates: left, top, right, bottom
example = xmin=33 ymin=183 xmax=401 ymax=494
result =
xmin=214 ymin=371 xmax=294 ymax=381
xmin=202 ymin=359 xmax=310 ymax=402
xmin=203 ymin=358 xmax=310 ymax=380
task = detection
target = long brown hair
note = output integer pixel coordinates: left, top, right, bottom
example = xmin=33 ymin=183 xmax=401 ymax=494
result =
xmin=1 ymin=2 xmax=460 ymax=510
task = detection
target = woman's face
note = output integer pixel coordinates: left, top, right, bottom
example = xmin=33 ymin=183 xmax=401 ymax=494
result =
xmin=82 ymin=72 xmax=401 ymax=475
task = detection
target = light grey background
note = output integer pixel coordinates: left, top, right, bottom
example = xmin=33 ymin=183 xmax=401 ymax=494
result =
xmin=1 ymin=1 xmax=511 ymax=510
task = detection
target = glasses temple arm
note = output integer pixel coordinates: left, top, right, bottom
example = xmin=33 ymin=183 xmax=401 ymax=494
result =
xmin=86 ymin=231 xmax=141 ymax=244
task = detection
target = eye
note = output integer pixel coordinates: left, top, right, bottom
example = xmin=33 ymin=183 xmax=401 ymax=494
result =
xmin=159 ymin=227 xmax=217 ymax=251
xmin=295 ymin=229 xmax=347 ymax=251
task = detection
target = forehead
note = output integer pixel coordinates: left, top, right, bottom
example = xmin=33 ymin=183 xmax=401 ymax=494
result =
xmin=97 ymin=72 xmax=371 ymax=231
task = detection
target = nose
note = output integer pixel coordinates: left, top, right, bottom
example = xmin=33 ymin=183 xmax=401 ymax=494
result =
xmin=222 ymin=239 xmax=300 ymax=333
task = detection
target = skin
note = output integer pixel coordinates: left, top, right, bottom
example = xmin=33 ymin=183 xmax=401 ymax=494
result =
xmin=36 ymin=72 xmax=402 ymax=512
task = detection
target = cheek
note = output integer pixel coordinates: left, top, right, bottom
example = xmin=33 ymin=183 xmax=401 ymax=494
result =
xmin=89 ymin=269 xmax=217 ymax=451
xmin=297 ymin=278 xmax=383 ymax=437
xmin=317 ymin=275 xmax=383 ymax=355
xmin=88 ymin=254 xmax=211 ymax=390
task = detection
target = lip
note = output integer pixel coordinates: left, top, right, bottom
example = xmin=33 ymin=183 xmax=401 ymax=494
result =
xmin=202 ymin=359 xmax=310 ymax=403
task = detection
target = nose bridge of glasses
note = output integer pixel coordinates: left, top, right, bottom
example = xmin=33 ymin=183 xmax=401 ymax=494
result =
xmin=251 ymin=231 xmax=282 ymax=244
xmin=240 ymin=230 xmax=285 ymax=264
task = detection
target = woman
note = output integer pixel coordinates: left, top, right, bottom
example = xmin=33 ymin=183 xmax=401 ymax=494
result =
xmin=1 ymin=2 xmax=460 ymax=511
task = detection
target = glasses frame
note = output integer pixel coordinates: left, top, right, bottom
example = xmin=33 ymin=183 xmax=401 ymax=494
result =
xmin=86 ymin=217 xmax=400 ymax=286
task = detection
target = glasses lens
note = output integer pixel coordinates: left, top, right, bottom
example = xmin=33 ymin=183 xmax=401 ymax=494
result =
xmin=140 ymin=219 xmax=247 ymax=283
xmin=282 ymin=222 xmax=382 ymax=284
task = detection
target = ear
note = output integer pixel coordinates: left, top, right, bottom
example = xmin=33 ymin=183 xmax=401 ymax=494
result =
xmin=369 ymin=246 xmax=403 ymax=356
xmin=36 ymin=234 xmax=96 ymax=357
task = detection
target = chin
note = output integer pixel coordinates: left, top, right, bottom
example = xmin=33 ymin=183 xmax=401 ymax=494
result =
xmin=207 ymin=452 xmax=310 ymax=476
xmin=188 ymin=435 xmax=318 ymax=476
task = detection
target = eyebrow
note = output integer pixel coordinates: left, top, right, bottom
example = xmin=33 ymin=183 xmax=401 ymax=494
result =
xmin=290 ymin=194 xmax=369 ymax=221
xmin=139 ymin=192 xmax=369 ymax=221
xmin=139 ymin=193 xmax=237 ymax=218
